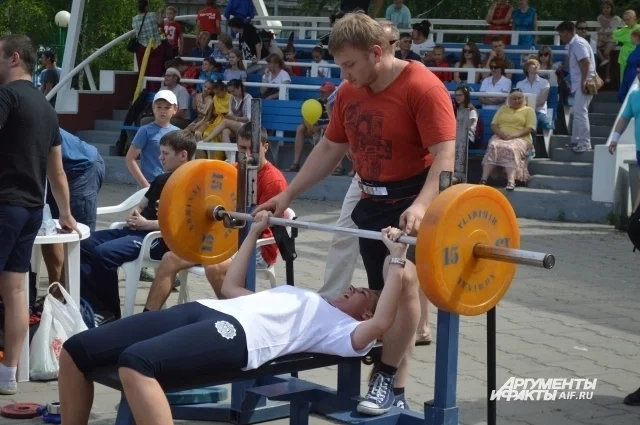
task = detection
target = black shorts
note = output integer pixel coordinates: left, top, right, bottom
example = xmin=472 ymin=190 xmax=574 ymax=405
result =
xmin=351 ymin=197 xmax=416 ymax=291
xmin=0 ymin=204 xmax=43 ymax=273
xmin=64 ymin=303 xmax=249 ymax=387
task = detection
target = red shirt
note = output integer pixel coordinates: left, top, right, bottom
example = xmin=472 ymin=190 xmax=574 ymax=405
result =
xmin=325 ymin=61 xmax=456 ymax=183
xmin=181 ymin=66 xmax=200 ymax=94
xmin=431 ymin=60 xmax=453 ymax=83
xmin=164 ymin=20 xmax=182 ymax=48
xmin=197 ymin=7 xmax=221 ymax=35
xmin=233 ymin=161 xmax=288 ymax=265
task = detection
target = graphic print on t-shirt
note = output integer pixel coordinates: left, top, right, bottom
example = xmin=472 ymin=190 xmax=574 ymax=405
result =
xmin=216 ymin=321 xmax=237 ymax=339
xmin=345 ymin=102 xmax=392 ymax=181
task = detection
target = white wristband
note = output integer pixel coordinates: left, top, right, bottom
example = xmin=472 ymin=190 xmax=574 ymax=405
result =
xmin=612 ymin=132 xmax=621 ymax=143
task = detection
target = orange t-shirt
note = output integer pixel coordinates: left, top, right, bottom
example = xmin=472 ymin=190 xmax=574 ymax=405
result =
xmin=197 ymin=7 xmax=221 ymax=35
xmin=324 ymin=61 xmax=456 ymax=183
xmin=254 ymin=162 xmax=288 ymax=264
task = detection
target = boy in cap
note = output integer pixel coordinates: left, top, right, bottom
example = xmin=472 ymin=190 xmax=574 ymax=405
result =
xmin=126 ymin=90 xmax=181 ymax=188
xmin=288 ymin=81 xmax=335 ymax=171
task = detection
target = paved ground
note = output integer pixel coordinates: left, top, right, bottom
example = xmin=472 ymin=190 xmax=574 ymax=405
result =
xmin=2 ymin=183 xmax=640 ymax=425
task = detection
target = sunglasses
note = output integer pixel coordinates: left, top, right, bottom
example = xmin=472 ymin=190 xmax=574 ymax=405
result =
xmin=577 ymin=27 xmax=588 ymax=30
xmin=463 ymin=49 xmax=472 ymax=53
xmin=490 ymin=66 xmax=499 ymax=70
xmin=539 ymin=52 xmax=550 ymax=57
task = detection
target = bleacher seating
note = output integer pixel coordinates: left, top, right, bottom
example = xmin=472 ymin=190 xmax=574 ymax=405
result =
xmin=129 ymin=36 xmax=562 ymax=162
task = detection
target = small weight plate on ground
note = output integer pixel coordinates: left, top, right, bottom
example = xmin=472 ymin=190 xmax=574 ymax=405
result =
xmin=1 ymin=403 xmax=43 ymax=419
xmin=416 ymin=184 xmax=520 ymax=316
xmin=158 ymin=160 xmax=239 ymax=265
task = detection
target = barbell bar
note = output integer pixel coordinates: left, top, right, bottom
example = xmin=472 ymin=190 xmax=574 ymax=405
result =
xmin=157 ymin=159 xmax=557 ymax=316
xmin=212 ymin=207 xmax=555 ymax=270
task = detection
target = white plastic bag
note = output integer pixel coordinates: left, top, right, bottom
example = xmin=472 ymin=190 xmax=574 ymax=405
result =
xmin=38 ymin=204 xmax=57 ymax=236
xmin=30 ymin=283 xmax=89 ymax=380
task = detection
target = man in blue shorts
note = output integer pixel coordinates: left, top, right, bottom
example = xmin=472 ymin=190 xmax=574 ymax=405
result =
xmin=0 ymin=34 xmax=79 ymax=394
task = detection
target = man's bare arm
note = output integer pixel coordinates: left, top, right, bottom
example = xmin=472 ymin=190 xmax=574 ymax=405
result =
xmin=352 ymin=230 xmax=407 ymax=350
xmin=220 ymin=224 xmax=259 ymax=299
xmin=47 ymin=146 xmax=72 ymax=217
xmin=414 ymin=140 xmax=455 ymax=208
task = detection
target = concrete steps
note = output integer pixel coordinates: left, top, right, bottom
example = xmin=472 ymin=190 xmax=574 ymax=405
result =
xmin=94 ymin=119 xmax=123 ymax=132
xmin=591 ymin=101 xmax=621 ymax=114
xmin=589 ymin=113 xmax=617 ymax=127
xmin=548 ymin=134 xmax=607 ymax=153
xmin=527 ymin=174 xmax=592 ymax=193
xmin=528 ymin=159 xmax=593 ymax=178
xmin=113 ymin=109 xmax=128 ymax=121
xmin=77 ymin=130 xmax=120 ymax=156
xmin=551 ymin=147 xmax=594 ymax=163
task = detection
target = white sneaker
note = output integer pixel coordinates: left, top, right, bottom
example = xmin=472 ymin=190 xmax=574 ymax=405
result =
xmin=0 ymin=379 xmax=17 ymax=395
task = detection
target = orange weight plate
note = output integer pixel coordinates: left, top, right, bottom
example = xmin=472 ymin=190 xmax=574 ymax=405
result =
xmin=416 ymin=184 xmax=520 ymax=316
xmin=158 ymin=159 xmax=239 ymax=265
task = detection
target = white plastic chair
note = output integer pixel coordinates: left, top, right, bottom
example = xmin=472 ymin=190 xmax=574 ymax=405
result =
xmin=175 ymin=208 xmax=296 ymax=305
xmin=96 ymin=188 xmax=148 ymax=215
xmin=30 ymin=188 xmax=149 ymax=292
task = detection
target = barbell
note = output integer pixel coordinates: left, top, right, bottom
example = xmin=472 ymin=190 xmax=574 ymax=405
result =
xmin=158 ymin=159 xmax=555 ymax=316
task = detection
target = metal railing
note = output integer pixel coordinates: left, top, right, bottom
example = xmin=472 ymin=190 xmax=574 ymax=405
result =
xmin=46 ymin=13 xmax=567 ymax=102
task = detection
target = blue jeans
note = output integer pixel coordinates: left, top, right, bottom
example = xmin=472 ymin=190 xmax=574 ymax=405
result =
xmin=536 ymin=111 xmax=550 ymax=127
xmin=47 ymin=157 xmax=105 ymax=233
xmin=80 ymin=227 xmax=168 ymax=318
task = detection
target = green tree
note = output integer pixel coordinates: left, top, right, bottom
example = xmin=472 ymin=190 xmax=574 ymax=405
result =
xmin=80 ymin=0 xmax=165 ymax=85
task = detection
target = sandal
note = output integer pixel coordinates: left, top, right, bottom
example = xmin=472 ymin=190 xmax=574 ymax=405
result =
xmin=506 ymin=182 xmax=515 ymax=191
xmin=415 ymin=332 xmax=432 ymax=346
xmin=288 ymin=163 xmax=300 ymax=172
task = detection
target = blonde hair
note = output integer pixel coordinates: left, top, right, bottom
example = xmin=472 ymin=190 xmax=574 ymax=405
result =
xmin=379 ymin=19 xmax=399 ymax=48
xmin=523 ymin=58 xmax=540 ymax=73
xmin=328 ymin=13 xmax=392 ymax=54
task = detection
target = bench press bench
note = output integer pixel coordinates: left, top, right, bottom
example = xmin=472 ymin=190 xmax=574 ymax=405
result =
xmin=87 ymin=345 xmax=422 ymax=425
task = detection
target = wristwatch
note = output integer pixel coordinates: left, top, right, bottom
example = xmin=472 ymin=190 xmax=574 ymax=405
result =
xmin=389 ymin=257 xmax=406 ymax=267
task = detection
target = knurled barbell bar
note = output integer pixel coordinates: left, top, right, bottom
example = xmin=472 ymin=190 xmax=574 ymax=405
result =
xmin=158 ymin=159 xmax=555 ymax=316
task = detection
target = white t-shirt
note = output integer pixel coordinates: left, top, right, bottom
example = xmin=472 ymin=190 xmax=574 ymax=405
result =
xmin=566 ymin=34 xmax=596 ymax=94
xmin=197 ymin=286 xmax=375 ymax=370
xmin=314 ymin=59 xmax=332 ymax=78
xmin=479 ymin=76 xmax=512 ymax=110
xmin=263 ymin=69 xmax=291 ymax=100
xmin=411 ymin=39 xmax=435 ymax=55
xmin=161 ymin=83 xmax=190 ymax=112
xmin=516 ymin=75 xmax=551 ymax=114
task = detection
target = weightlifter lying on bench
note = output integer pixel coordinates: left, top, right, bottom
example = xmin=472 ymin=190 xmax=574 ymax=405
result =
xmin=58 ymin=211 xmax=413 ymax=425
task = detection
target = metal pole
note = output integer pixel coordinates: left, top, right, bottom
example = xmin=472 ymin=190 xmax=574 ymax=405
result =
xmin=250 ymin=98 xmax=262 ymax=170
xmin=487 ymin=307 xmax=497 ymax=425
xmin=213 ymin=209 xmax=556 ymax=269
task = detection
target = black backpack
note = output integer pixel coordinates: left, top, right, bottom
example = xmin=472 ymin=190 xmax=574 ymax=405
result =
xmin=627 ymin=206 xmax=640 ymax=251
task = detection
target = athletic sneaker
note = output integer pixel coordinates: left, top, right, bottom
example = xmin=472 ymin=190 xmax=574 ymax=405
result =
xmin=0 ymin=379 xmax=17 ymax=395
xmin=394 ymin=395 xmax=408 ymax=409
xmin=94 ymin=311 xmax=117 ymax=327
xmin=572 ymin=145 xmax=590 ymax=153
xmin=357 ymin=371 xmax=395 ymax=415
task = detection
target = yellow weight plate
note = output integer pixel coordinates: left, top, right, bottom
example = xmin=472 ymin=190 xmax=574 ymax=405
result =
xmin=158 ymin=159 xmax=239 ymax=265
xmin=416 ymin=184 xmax=520 ymax=316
